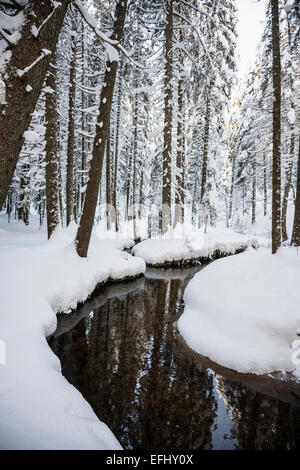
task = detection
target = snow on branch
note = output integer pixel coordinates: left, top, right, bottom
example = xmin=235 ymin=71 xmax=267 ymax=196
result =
xmin=73 ymin=0 xmax=146 ymax=69
xmin=31 ymin=1 xmax=62 ymax=39
xmin=17 ymin=48 xmax=52 ymax=77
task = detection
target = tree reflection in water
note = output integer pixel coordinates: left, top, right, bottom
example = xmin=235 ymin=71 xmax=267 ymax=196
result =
xmin=49 ymin=266 xmax=300 ymax=450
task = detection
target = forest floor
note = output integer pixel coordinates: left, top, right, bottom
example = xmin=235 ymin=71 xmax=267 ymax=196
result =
xmin=178 ymin=245 xmax=300 ymax=380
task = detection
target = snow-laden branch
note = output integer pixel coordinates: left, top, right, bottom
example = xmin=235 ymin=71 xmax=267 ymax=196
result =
xmin=73 ymin=0 xmax=146 ymax=69
xmin=31 ymin=1 xmax=61 ymax=38
xmin=17 ymin=48 xmax=52 ymax=77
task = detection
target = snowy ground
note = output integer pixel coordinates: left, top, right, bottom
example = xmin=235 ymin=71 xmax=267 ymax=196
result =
xmin=133 ymin=226 xmax=268 ymax=266
xmin=0 ymin=214 xmax=145 ymax=450
xmin=178 ymin=246 xmax=300 ymax=379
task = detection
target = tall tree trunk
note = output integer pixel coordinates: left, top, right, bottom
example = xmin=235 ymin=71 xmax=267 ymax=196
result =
xmin=45 ymin=55 xmax=60 ymax=239
xmin=162 ymin=0 xmax=173 ymax=235
xmin=66 ymin=34 xmax=77 ymax=226
xmin=200 ymin=83 xmax=212 ymax=203
xmin=263 ymin=154 xmax=268 ymax=217
xmin=106 ymin=124 xmax=112 ymax=231
xmin=112 ymin=71 xmax=122 ymax=232
xmin=76 ymin=0 xmax=128 ymax=258
xmin=0 ymin=0 xmax=69 ymax=209
xmin=174 ymin=75 xmax=184 ymax=227
xmin=229 ymin=153 xmax=236 ymax=221
xmin=282 ymin=130 xmax=295 ymax=241
xmin=271 ymin=0 xmax=282 ymax=254
xmin=80 ymin=22 xmax=87 ymax=214
xmin=291 ymin=135 xmax=300 ymax=246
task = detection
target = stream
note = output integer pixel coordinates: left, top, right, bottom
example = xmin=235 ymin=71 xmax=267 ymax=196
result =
xmin=49 ymin=264 xmax=300 ymax=450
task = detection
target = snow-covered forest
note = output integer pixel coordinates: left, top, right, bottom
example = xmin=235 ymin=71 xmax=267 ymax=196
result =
xmin=0 ymin=0 xmax=300 ymax=452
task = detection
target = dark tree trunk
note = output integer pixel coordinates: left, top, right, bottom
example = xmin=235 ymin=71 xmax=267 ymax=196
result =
xmin=80 ymin=22 xmax=87 ymax=214
xmin=0 ymin=0 xmax=69 ymax=209
xmin=174 ymin=76 xmax=184 ymax=227
xmin=291 ymin=136 xmax=300 ymax=246
xmin=200 ymin=83 xmax=212 ymax=203
xmin=45 ymin=55 xmax=60 ymax=239
xmin=271 ymin=0 xmax=282 ymax=254
xmin=162 ymin=0 xmax=173 ymax=234
xmin=263 ymin=154 xmax=268 ymax=217
xmin=229 ymin=153 xmax=236 ymax=221
xmin=76 ymin=0 xmax=128 ymax=258
xmin=106 ymin=124 xmax=112 ymax=231
xmin=66 ymin=34 xmax=77 ymax=226
xmin=112 ymin=70 xmax=123 ymax=232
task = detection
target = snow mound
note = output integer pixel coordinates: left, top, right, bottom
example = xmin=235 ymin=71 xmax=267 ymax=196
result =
xmin=178 ymin=246 xmax=300 ymax=378
xmin=0 ymin=215 xmax=145 ymax=449
xmin=133 ymin=228 xmax=268 ymax=265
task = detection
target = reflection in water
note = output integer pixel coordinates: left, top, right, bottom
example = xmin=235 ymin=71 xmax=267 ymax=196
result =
xmin=49 ymin=266 xmax=300 ymax=450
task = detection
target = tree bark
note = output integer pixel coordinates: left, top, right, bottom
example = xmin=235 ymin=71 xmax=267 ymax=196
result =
xmin=174 ymin=75 xmax=184 ymax=227
xmin=112 ymin=70 xmax=122 ymax=232
xmin=162 ymin=0 xmax=173 ymax=235
xmin=263 ymin=154 xmax=268 ymax=217
xmin=106 ymin=124 xmax=112 ymax=231
xmin=76 ymin=0 xmax=128 ymax=258
xmin=282 ymin=130 xmax=295 ymax=241
xmin=0 ymin=0 xmax=69 ymax=209
xmin=66 ymin=34 xmax=77 ymax=226
xmin=291 ymin=135 xmax=300 ymax=246
xmin=200 ymin=83 xmax=212 ymax=203
xmin=271 ymin=0 xmax=282 ymax=254
xmin=45 ymin=55 xmax=60 ymax=239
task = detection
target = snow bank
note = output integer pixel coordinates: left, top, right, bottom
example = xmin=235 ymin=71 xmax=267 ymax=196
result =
xmin=178 ymin=246 xmax=300 ymax=378
xmin=0 ymin=215 xmax=145 ymax=449
xmin=133 ymin=227 xmax=268 ymax=266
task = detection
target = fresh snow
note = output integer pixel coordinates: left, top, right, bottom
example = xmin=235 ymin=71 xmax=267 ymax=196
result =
xmin=178 ymin=246 xmax=300 ymax=379
xmin=133 ymin=227 xmax=268 ymax=266
xmin=0 ymin=214 xmax=145 ymax=449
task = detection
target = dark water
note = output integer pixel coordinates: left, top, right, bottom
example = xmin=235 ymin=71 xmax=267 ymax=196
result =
xmin=49 ymin=265 xmax=300 ymax=450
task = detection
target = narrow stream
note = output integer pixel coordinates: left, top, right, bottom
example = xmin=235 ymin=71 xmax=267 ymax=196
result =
xmin=49 ymin=265 xmax=300 ymax=450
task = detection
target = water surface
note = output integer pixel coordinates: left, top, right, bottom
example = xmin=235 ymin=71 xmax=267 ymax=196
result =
xmin=49 ymin=265 xmax=300 ymax=450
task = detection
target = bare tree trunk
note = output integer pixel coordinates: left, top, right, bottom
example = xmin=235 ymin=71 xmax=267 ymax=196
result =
xmin=263 ymin=154 xmax=268 ymax=217
xmin=162 ymin=0 xmax=173 ymax=235
xmin=66 ymin=34 xmax=77 ymax=226
xmin=271 ymin=0 xmax=282 ymax=254
xmin=0 ymin=0 xmax=69 ymax=209
xmin=282 ymin=130 xmax=295 ymax=241
xmin=45 ymin=55 xmax=60 ymax=239
xmin=174 ymin=76 xmax=184 ymax=227
xmin=291 ymin=135 xmax=300 ymax=246
xmin=80 ymin=22 xmax=87 ymax=214
xmin=76 ymin=0 xmax=128 ymax=258
xmin=200 ymin=83 xmax=212 ymax=203
xmin=106 ymin=124 xmax=112 ymax=231
xmin=112 ymin=71 xmax=122 ymax=232
xmin=18 ymin=165 xmax=30 ymax=225
xmin=229 ymin=153 xmax=236 ymax=221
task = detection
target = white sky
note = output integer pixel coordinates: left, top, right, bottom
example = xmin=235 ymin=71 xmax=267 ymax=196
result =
xmin=235 ymin=0 xmax=268 ymax=77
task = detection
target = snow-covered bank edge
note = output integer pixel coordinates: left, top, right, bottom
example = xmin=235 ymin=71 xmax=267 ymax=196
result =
xmin=0 ymin=217 xmax=145 ymax=449
xmin=175 ymin=326 xmax=300 ymax=406
xmin=133 ymin=229 xmax=268 ymax=267
xmin=178 ymin=247 xmax=300 ymax=381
